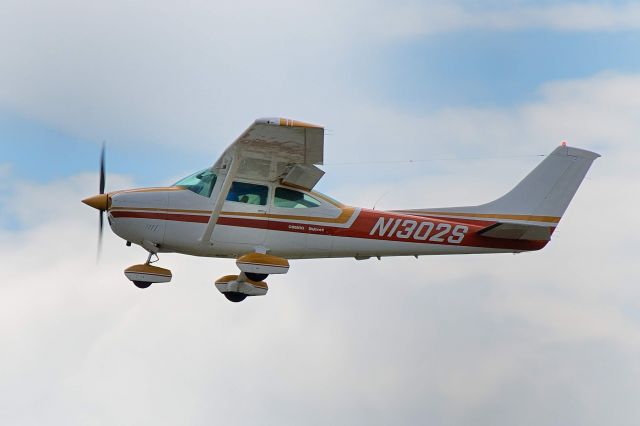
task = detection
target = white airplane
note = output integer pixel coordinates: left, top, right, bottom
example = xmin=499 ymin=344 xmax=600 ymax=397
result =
xmin=83 ymin=118 xmax=599 ymax=302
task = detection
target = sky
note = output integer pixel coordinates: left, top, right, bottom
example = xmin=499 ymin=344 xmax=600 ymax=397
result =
xmin=1 ymin=1 xmax=639 ymax=425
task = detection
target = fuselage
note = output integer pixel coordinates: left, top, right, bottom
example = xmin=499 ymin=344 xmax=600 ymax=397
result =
xmin=106 ymin=183 xmax=547 ymax=260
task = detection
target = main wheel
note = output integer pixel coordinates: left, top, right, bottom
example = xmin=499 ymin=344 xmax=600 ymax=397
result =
xmin=133 ymin=281 xmax=152 ymax=289
xmin=224 ymin=292 xmax=247 ymax=303
xmin=245 ymin=272 xmax=268 ymax=282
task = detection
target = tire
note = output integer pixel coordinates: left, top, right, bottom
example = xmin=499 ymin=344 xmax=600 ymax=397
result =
xmin=224 ymin=292 xmax=247 ymax=303
xmin=245 ymin=272 xmax=268 ymax=282
xmin=133 ymin=281 xmax=152 ymax=289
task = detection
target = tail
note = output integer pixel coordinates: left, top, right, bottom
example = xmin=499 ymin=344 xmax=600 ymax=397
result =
xmin=400 ymin=145 xmax=600 ymax=241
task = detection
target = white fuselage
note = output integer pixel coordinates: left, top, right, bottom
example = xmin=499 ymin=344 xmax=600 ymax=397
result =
xmin=107 ymin=184 xmax=543 ymax=260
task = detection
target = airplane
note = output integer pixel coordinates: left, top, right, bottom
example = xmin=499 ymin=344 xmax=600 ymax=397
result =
xmin=82 ymin=117 xmax=600 ymax=302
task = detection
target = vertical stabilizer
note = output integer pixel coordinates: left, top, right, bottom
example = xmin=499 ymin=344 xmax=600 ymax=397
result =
xmin=402 ymin=145 xmax=600 ymax=227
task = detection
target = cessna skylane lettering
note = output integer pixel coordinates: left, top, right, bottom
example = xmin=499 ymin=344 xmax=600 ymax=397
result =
xmin=82 ymin=118 xmax=600 ymax=303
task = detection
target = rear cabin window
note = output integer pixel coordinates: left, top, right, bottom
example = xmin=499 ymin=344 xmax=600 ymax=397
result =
xmin=274 ymin=187 xmax=321 ymax=208
xmin=174 ymin=169 xmax=217 ymax=197
xmin=226 ymin=182 xmax=269 ymax=205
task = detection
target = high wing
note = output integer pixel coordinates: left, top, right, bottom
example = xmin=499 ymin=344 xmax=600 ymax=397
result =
xmin=199 ymin=117 xmax=326 ymax=243
xmin=212 ymin=117 xmax=325 ymax=190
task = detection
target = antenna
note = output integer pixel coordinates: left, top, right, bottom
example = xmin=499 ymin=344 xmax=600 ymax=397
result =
xmin=372 ymin=190 xmax=390 ymax=211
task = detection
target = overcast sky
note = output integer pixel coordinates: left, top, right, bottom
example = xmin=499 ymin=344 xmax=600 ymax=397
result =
xmin=1 ymin=1 xmax=639 ymax=425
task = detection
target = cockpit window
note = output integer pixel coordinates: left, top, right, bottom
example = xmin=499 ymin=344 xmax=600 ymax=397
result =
xmin=274 ymin=187 xmax=321 ymax=208
xmin=226 ymin=181 xmax=269 ymax=205
xmin=174 ymin=169 xmax=218 ymax=197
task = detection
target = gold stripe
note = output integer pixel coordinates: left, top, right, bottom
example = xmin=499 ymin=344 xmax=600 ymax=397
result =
xmin=215 ymin=275 xmax=239 ymax=284
xmin=237 ymin=253 xmax=289 ymax=267
xmin=223 ymin=207 xmax=355 ymax=224
xmin=278 ymin=118 xmax=322 ymax=128
xmin=125 ymin=264 xmax=172 ymax=277
xmin=111 ymin=206 xmax=356 ymax=224
xmin=111 ymin=186 xmax=186 ymax=196
xmin=110 ymin=206 xmax=212 ymax=214
xmin=405 ymin=211 xmax=560 ymax=224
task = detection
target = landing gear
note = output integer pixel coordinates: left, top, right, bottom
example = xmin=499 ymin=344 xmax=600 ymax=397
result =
xmin=215 ymin=274 xmax=268 ymax=302
xmin=136 ymin=252 xmax=158 ymax=290
xmin=224 ymin=292 xmax=248 ymax=303
xmin=213 ymin=253 xmax=289 ymax=302
xmin=124 ymin=249 xmax=172 ymax=288
xmin=245 ymin=272 xmax=268 ymax=282
xmin=145 ymin=251 xmax=158 ymax=265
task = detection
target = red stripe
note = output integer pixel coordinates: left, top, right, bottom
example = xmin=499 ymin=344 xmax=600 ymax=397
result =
xmin=111 ymin=209 xmax=547 ymax=251
xmin=112 ymin=211 xmax=209 ymax=223
xmin=351 ymin=210 xmax=547 ymax=251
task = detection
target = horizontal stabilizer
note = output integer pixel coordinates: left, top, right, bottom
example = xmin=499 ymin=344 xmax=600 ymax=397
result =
xmin=479 ymin=223 xmax=552 ymax=241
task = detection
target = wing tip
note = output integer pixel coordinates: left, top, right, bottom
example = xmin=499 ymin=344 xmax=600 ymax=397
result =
xmin=255 ymin=117 xmax=323 ymax=129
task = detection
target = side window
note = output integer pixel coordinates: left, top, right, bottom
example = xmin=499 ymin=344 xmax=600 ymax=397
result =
xmin=226 ymin=182 xmax=269 ymax=205
xmin=274 ymin=187 xmax=321 ymax=208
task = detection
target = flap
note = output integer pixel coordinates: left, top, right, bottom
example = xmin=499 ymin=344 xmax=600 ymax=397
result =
xmin=281 ymin=164 xmax=325 ymax=190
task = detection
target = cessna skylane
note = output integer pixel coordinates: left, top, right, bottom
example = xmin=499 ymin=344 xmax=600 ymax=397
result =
xmin=82 ymin=118 xmax=599 ymax=302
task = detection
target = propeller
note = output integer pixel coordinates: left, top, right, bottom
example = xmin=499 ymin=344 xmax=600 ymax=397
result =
xmin=98 ymin=142 xmax=106 ymax=258
xmin=82 ymin=143 xmax=109 ymax=260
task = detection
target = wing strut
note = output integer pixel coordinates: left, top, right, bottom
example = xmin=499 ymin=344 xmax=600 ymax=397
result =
xmin=199 ymin=151 xmax=240 ymax=244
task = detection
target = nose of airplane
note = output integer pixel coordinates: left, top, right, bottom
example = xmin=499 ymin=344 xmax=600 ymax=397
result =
xmin=82 ymin=193 xmax=110 ymax=211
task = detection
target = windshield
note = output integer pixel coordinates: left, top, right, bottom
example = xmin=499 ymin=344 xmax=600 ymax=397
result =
xmin=174 ymin=169 xmax=217 ymax=197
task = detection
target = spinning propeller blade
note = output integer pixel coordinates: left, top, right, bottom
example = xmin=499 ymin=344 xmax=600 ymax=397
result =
xmin=81 ymin=140 xmax=111 ymax=258
xmin=99 ymin=142 xmax=105 ymax=195
xmin=98 ymin=142 xmax=106 ymax=260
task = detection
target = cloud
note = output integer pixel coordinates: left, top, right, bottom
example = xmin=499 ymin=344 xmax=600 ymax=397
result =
xmin=495 ymin=2 xmax=640 ymax=32
xmin=405 ymin=2 xmax=640 ymax=34
xmin=1 ymin=2 xmax=639 ymax=424
xmin=0 ymin=98 xmax=639 ymax=425
xmin=322 ymin=72 xmax=638 ymax=213
xmin=1 ymin=1 xmax=639 ymax=157
xmin=0 ymin=0 xmax=377 ymax=148
xmin=0 ymin=163 xmax=11 ymax=194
